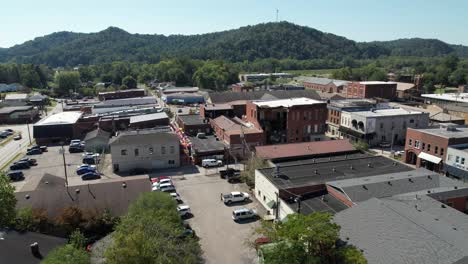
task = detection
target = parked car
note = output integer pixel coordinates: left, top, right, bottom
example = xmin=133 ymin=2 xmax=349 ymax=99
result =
xmin=170 ymin=192 xmax=182 ymax=203
xmin=2 ymin=130 xmax=13 ymax=136
xmin=219 ymin=168 xmax=241 ymax=179
xmin=202 ymin=159 xmax=223 ymax=168
xmin=7 ymin=171 xmax=24 ymax=181
xmin=26 ymin=148 xmax=42 ymax=155
xmin=83 ymin=156 xmax=99 ymax=165
xmin=82 ymin=152 xmax=100 ymax=158
xmin=19 ymin=158 xmax=37 ymax=166
xmin=27 ymin=145 xmax=40 ymax=151
xmin=150 ymin=176 xmax=169 ymax=183
xmin=177 ymin=205 xmax=191 ymax=217
xmin=232 ymin=208 xmax=256 ymax=222
xmin=81 ymin=172 xmax=101 ymax=180
xmin=178 ymin=222 xmax=196 ymax=239
xmin=39 ymin=146 xmax=48 ymax=152
xmin=5 ymin=129 xmax=13 ymax=133
xmin=222 ymin=192 xmax=250 ymax=204
xmin=0 ymin=132 xmax=9 ymax=138
xmin=152 ymin=178 xmax=173 ymax=188
xmin=69 ymin=146 xmax=84 ymax=153
xmin=153 ymin=183 xmax=176 ymax=192
xmin=76 ymin=166 xmax=97 ymax=175
xmin=77 ymin=164 xmax=96 ymax=170
xmin=10 ymin=161 xmax=30 ymax=170
xmin=13 ymin=134 xmax=22 ymax=140
xmin=70 ymin=139 xmax=83 ymax=145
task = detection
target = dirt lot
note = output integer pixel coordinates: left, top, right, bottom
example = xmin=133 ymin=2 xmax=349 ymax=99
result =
xmin=173 ymin=172 xmax=262 ymax=264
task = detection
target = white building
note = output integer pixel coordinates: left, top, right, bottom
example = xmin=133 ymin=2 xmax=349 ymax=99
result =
xmin=4 ymin=93 xmax=29 ymax=106
xmin=445 ymin=144 xmax=468 ymax=181
xmin=109 ymin=127 xmax=180 ymax=173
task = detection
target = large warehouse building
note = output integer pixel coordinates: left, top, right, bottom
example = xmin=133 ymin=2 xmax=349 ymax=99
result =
xmin=33 ymin=112 xmax=83 ymax=144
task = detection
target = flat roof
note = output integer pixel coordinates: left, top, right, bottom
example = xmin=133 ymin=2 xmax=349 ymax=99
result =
xmin=259 ymin=153 xmax=413 ymax=189
xmin=0 ymin=106 xmax=33 ymax=114
xmin=35 ymin=111 xmax=82 ymax=126
xmin=94 ymin=96 xmax=157 ymax=108
xmin=253 ymin=97 xmax=324 ymax=108
xmin=396 ymin=82 xmax=416 ymax=91
xmin=422 ymin=93 xmax=468 ymax=104
xmin=189 ymin=135 xmax=226 ymax=153
xmin=177 ymin=114 xmax=207 ymax=126
xmin=204 ymin=104 xmax=232 ymax=111
xmin=129 ymin=112 xmax=169 ymax=124
xmin=410 ymin=125 xmax=468 ymax=139
xmin=255 ymin=139 xmax=355 ymax=160
xmin=359 ymin=81 xmax=397 ymax=85
xmin=350 ymin=107 xmax=424 ymax=117
xmin=287 ymin=194 xmax=349 ymax=215
xmin=4 ymin=93 xmax=28 ymax=100
xmin=98 ymin=88 xmax=145 ymax=95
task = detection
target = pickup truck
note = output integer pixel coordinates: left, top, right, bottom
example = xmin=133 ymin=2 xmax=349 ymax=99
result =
xmin=222 ymin=191 xmax=250 ymax=204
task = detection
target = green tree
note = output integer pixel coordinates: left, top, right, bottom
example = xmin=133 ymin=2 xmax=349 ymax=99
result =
xmin=192 ymin=61 xmax=230 ymax=90
xmin=15 ymin=207 xmax=34 ymax=231
xmin=69 ymin=229 xmax=88 ymax=249
xmin=54 ymin=71 xmax=81 ymax=96
xmin=122 ymin=75 xmax=137 ymax=88
xmin=0 ymin=173 xmax=16 ymax=227
xmin=105 ymin=192 xmax=202 ymax=264
xmin=240 ymin=156 xmax=268 ymax=188
xmin=338 ymin=246 xmax=368 ymax=264
xmin=42 ymin=244 xmax=90 ymax=264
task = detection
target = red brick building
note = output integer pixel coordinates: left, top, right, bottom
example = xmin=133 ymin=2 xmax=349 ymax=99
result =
xmin=404 ymin=125 xmax=468 ymax=172
xmin=244 ymin=97 xmax=327 ymax=144
xmin=345 ymin=81 xmax=397 ymax=100
xmin=210 ymin=115 xmax=265 ymax=158
xmin=298 ymin=77 xmax=349 ymax=93
xmin=231 ymin=82 xmax=257 ymax=92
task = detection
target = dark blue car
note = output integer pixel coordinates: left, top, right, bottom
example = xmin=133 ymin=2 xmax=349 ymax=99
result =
xmin=81 ymin=172 xmax=101 ymax=181
xmin=76 ymin=167 xmax=96 ymax=175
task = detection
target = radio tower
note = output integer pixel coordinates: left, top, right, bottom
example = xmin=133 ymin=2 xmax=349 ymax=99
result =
xmin=276 ymin=9 xmax=279 ymax=22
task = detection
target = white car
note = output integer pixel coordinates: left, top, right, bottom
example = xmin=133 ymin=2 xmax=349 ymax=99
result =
xmin=202 ymin=159 xmax=223 ymax=168
xmin=77 ymin=164 xmax=96 ymax=169
xmin=177 ymin=205 xmax=191 ymax=217
xmin=232 ymin=208 xmax=256 ymax=221
xmin=222 ymin=192 xmax=250 ymax=204
xmin=152 ymin=183 xmax=176 ymax=193
xmin=82 ymin=152 xmax=100 ymax=158
xmin=170 ymin=192 xmax=182 ymax=202
xmin=151 ymin=178 xmax=173 ymax=188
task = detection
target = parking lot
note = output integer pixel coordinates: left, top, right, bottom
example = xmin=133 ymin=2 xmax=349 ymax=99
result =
xmin=173 ymin=172 xmax=262 ymax=264
xmin=9 ymin=145 xmax=120 ymax=192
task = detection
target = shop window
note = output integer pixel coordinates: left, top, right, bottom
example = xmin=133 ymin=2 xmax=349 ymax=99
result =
xmin=121 ymin=149 xmax=127 ymax=156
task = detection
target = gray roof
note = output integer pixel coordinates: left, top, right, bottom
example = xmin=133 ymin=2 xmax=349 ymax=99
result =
xmin=189 ymin=135 xmax=226 ymax=154
xmin=109 ymin=127 xmax=176 ymax=146
xmin=427 ymin=187 xmax=468 ymax=201
xmin=410 ymin=125 xmax=468 ymax=139
xmin=430 ymin=112 xmax=465 ymax=122
xmin=94 ymin=96 xmax=157 ymax=108
xmin=129 ymin=112 xmax=169 ymax=124
xmin=4 ymin=93 xmax=28 ymax=100
xmin=84 ymin=128 xmax=111 ymax=142
xmin=334 ymin=197 xmax=468 ymax=264
xmin=295 ymin=76 xmax=349 ymax=87
xmin=258 ymin=153 xmax=413 ymax=189
xmin=177 ymin=114 xmax=207 ymax=126
xmin=288 ymin=194 xmax=349 ymax=215
xmin=0 ymin=106 xmax=33 ymax=114
xmin=209 ymin=90 xmax=321 ymax=104
xmin=327 ymin=169 xmax=444 ymax=203
xmin=28 ymin=94 xmax=47 ymax=101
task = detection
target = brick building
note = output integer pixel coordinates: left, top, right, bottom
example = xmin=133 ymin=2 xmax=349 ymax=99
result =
xmin=176 ymin=114 xmax=211 ymax=136
xmin=345 ymin=81 xmax=397 ymax=100
xmin=296 ymin=76 xmax=349 ymax=93
xmin=231 ymin=82 xmax=257 ymax=92
xmin=405 ymin=124 xmax=468 ymax=172
xmin=244 ymin=98 xmax=328 ymax=144
xmin=210 ymin=115 xmax=264 ymax=158
xmin=98 ymin=89 xmax=146 ymax=101
xmin=326 ymin=99 xmax=376 ymax=139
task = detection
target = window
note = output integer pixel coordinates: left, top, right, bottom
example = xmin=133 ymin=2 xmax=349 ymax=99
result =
xmin=462 ymin=158 xmax=465 ymax=165
xmin=121 ymin=149 xmax=127 ymax=156
xmin=456 ymin=156 xmax=460 ymax=163
xmin=161 ymin=146 xmax=166 ymax=155
xmin=314 ymin=124 xmax=318 ymax=133
xmin=168 ymin=160 xmax=175 ymax=165
xmin=448 ymin=154 xmax=452 ymax=161
xmin=435 ymin=146 xmax=438 ymax=154
xmin=258 ymin=190 xmax=261 ymax=196
xmin=403 ymin=121 xmax=407 ymax=129
xmin=440 ymin=148 xmax=444 ymax=156
xmin=149 ymin=147 xmax=154 ymax=154
xmin=414 ymin=140 xmax=420 ymax=149
xmin=134 ymin=148 xmax=139 ymax=156
xmin=427 ymin=144 xmax=431 ymax=151
xmin=410 ymin=119 xmax=414 ymax=124
xmin=170 ymin=146 xmax=175 ymax=154
xmin=409 ymin=139 xmax=412 ymax=146
xmin=380 ymin=123 xmax=384 ymax=129
xmin=422 ymin=143 xmax=425 ymax=150
xmin=263 ymin=195 xmax=266 ymax=201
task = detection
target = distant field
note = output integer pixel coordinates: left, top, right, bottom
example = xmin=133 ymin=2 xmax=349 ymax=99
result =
xmin=285 ymin=69 xmax=336 ymax=77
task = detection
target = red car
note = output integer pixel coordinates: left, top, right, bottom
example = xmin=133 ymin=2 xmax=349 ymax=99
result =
xmin=150 ymin=176 xmax=169 ymax=183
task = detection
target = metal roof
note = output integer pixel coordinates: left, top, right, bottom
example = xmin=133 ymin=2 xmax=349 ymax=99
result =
xmin=129 ymin=112 xmax=169 ymax=124
xmin=35 ymin=111 xmax=82 ymax=126
xmin=4 ymin=93 xmax=28 ymax=100
xmin=0 ymin=106 xmax=33 ymax=114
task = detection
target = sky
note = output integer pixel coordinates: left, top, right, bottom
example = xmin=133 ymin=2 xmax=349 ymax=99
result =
xmin=1 ymin=0 xmax=468 ymax=48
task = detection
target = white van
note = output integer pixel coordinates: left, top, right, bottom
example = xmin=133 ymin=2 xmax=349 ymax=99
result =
xmin=232 ymin=208 xmax=256 ymax=222
xmin=202 ymin=159 xmax=223 ymax=168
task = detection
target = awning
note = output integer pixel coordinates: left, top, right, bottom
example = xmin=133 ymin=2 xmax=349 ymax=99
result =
xmin=418 ymin=152 xmax=442 ymax=164
xmin=266 ymin=200 xmax=277 ymax=209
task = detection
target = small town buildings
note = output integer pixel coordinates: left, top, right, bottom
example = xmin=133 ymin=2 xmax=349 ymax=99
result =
xmin=345 ymin=81 xmax=397 ymax=100
xmin=208 ymin=90 xmax=321 ymax=104
xmin=160 ymin=86 xmax=199 ymax=94
xmin=199 ymin=104 xmax=234 ymax=119
xmin=189 ymin=135 xmax=226 ymax=164
xmin=339 ymin=107 xmax=429 ymax=146
xmin=211 ymin=115 xmax=264 ymax=158
xmin=405 ymin=124 xmax=468 ymax=172
xmin=162 ymin=92 xmax=205 ymax=105
xmin=93 ymin=96 xmax=157 ymax=109
xmin=0 ymin=106 xmax=39 ymax=124
xmin=176 ymin=114 xmax=211 ymax=136
xmin=231 ymin=82 xmax=256 ymax=92
xmin=33 ymin=112 xmax=83 ymax=144
xmin=28 ymin=94 xmax=48 ymax=109
xmin=109 ymin=127 xmax=180 ymax=173
xmin=3 ymin=93 xmax=29 ymax=106
xmin=395 ymin=82 xmax=420 ymax=100
xmin=296 ymin=76 xmax=349 ymax=93
xmin=98 ymin=89 xmax=146 ymax=101
xmin=245 ymin=97 xmax=328 ymax=144
xmin=255 ymin=139 xmax=355 ymax=162
xmin=444 ymin=144 xmax=468 ymax=181
xmin=326 ymin=99 xmax=376 ymax=139
xmin=422 ymin=93 xmax=468 ymax=106
xmin=84 ymin=128 xmax=111 ymax=152
xmin=238 ymin=73 xmax=293 ymax=83
xmin=129 ymin=112 xmax=170 ymax=129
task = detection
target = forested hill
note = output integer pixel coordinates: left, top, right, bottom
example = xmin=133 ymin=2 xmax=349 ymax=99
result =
xmin=1 ymin=22 xmax=467 ymax=67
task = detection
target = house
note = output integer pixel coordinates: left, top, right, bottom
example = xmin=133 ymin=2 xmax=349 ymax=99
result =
xmin=444 ymin=144 xmax=468 ymax=182
xmin=0 ymin=106 xmax=39 ymax=124
xmin=405 ymin=124 xmax=468 ymax=172
xmin=84 ymin=128 xmax=111 ymax=152
xmin=176 ymin=114 xmax=211 ymax=136
xmin=4 ymin=93 xmax=29 ymax=106
xmin=231 ymin=82 xmax=257 ymax=92
xmin=339 ymin=107 xmax=429 ymax=147
xmin=210 ymin=115 xmax=264 ymax=158
xmin=244 ymin=97 xmax=328 ymax=144
xmin=296 ymin=76 xmax=349 ymax=93
xmin=345 ymin=81 xmax=397 ymax=100
xmin=129 ymin=112 xmax=170 ymax=129
xmin=109 ymin=127 xmax=180 ymax=173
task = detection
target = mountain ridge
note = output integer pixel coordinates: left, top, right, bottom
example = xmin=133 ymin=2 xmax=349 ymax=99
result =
xmin=1 ymin=22 xmax=467 ymax=66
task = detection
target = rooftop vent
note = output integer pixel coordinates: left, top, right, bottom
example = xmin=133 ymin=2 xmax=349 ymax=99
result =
xmin=367 ymin=163 xmax=372 ymax=167
xmin=387 ymin=181 xmax=392 ymax=186
xmin=409 ymin=178 xmax=413 ymax=183
xmin=350 ymin=165 xmax=354 ymax=170
xmin=362 ymin=185 xmax=368 ymax=190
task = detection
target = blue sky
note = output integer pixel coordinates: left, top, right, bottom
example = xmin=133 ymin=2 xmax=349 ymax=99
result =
xmin=1 ymin=0 xmax=468 ymax=48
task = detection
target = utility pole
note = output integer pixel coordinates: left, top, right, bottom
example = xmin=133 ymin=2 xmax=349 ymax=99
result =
xmin=275 ymin=191 xmax=280 ymax=220
xmin=276 ymin=9 xmax=279 ymax=22
xmin=27 ymin=119 xmax=32 ymax=145
xmin=60 ymin=145 xmax=69 ymax=187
